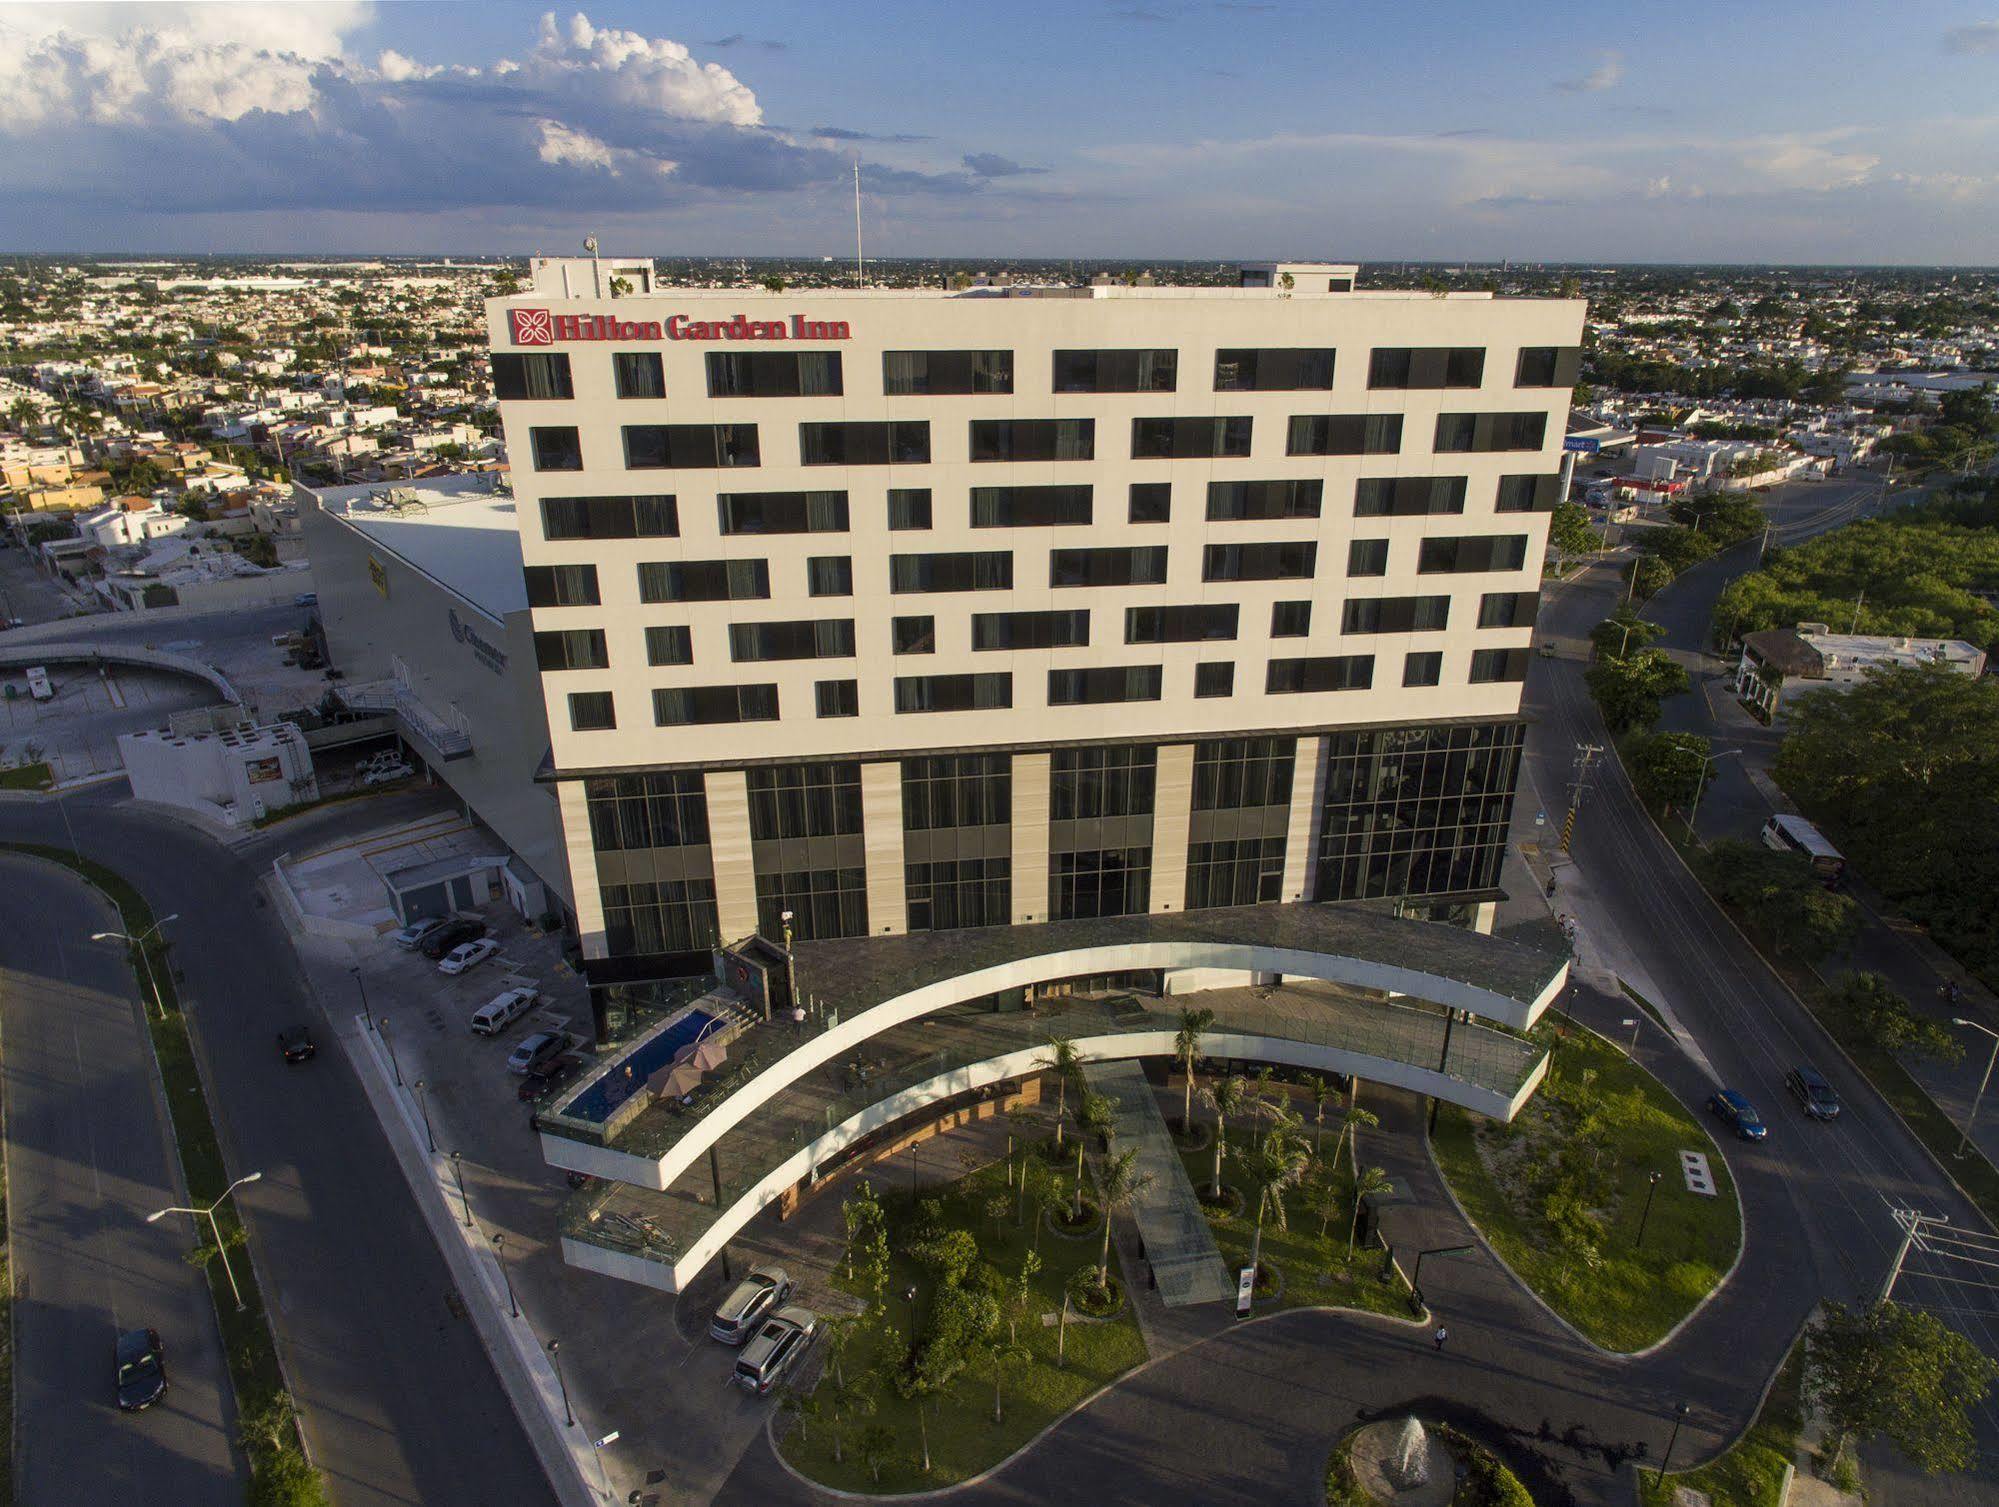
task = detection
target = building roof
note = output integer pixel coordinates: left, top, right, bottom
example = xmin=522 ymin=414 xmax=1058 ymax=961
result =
xmin=306 ymin=473 xmax=526 ymax=618
xmin=1742 ymin=628 xmax=1824 ymax=677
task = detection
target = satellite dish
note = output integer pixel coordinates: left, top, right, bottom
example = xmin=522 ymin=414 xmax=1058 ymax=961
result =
xmin=583 ymin=235 xmax=599 ymax=255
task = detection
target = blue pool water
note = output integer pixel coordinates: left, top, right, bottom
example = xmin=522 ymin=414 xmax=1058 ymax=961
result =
xmin=564 ymin=1010 xmax=720 ymax=1124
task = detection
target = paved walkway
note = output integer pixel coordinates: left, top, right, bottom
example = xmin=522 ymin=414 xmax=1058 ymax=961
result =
xmin=1084 ymin=1062 xmax=1232 ymax=1307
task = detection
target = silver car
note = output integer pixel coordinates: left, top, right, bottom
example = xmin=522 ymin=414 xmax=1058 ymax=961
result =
xmin=733 ymin=1305 xmax=816 ymax=1395
xmin=709 ymin=1265 xmax=791 ymax=1345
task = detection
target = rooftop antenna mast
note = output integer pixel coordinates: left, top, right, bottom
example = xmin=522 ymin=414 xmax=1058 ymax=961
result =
xmin=853 ymin=157 xmax=865 ymax=288
xmin=584 ymin=234 xmax=601 ymax=298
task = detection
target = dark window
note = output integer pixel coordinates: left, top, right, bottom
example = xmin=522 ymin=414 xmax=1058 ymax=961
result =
xmin=1193 ymin=736 xmax=1294 ymax=811
xmin=890 ymin=551 xmax=1013 ymax=593
xmin=746 ymin=762 xmax=862 ymax=840
xmin=612 ymin=351 xmax=665 ymax=399
xmin=1126 ymin=603 xmax=1238 ymax=643
xmin=652 ymin=684 xmax=779 ymax=725
xmin=1213 ymin=348 xmax=1336 ymax=391
xmin=1477 ymin=591 xmax=1540 ymax=629
xmin=888 ymin=488 xmax=932 ymax=530
xmin=1495 ymin=473 xmax=1560 ymax=513
xmin=1194 ymin=661 xmax=1235 ymax=698
xmin=541 ymin=494 xmax=678 ymax=539
xmin=492 ymin=352 xmax=573 ymax=400
xmin=728 ymin=619 xmax=856 ymax=662
xmin=1202 ymin=541 xmax=1316 ymax=582
xmin=1403 ymin=651 xmax=1443 ymax=687
xmin=1048 ymin=666 xmax=1163 ymax=705
xmin=1050 ymin=546 xmax=1169 ymax=588
xmin=1354 ymin=477 xmax=1467 ymax=517
xmin=754 ymin=868 xmax=867 ymax=943
xmin=1131 ymin=416 xmax=1252 ymax=459
xmin=1285 ymin=414 xmax=1403 ymax=456
xmin=1206 ymin=479 xmax=1323 ymax=521
xmin=894 ymin=673 xmax=1012 ymax=713
xmin=1347 ymin=539 xmax=1390 ymax=576
xmin=1271 ymin=600 xmax=1312 ymax=637
xmin=1434 ymin=412 xmax=1548 ymax=453
xmin=905 ymin=857 xmax=1011 ymax=932
xmin=973 ymin=610 xmax=1090 ymax=650
xmin=585 ymin=770 xmax=709 ymax=851
xmin=1515 ymin=346 xmax=1582 ymax=388
xmin=1417 ymin=534 xmax=1529 ymax=574
xmin=883 ymin=350 xmax=1014 ymax=395
xmin=706 ymin=350 xmax=842 ymax=398
xmin=815 ymin=679 xmax=859 ymax=718
xmin=807 ymin=557 xmax=853 ymax=597
xmin=623 ymin=423 xmax=760 ymax=468
xmin=1266 ymin=655 xmax=1374 ymax=694
xmin=1052 ymin=349 xmax=1178 ymax=393
xmin=599 ymin=878 xmax=719 ymax=958
xmin=524 ymin=563 xmax=600 ymax=607
xmin=1186 ymin=837 xmax=1285 ymax=909
xmin=903 ymin=753 xmax=1011 ymax=830
xmin=1051 ymin=848 xmax=1152 ymax=921
xmin=533 ymin=628 xmax=608 ymax=671
xmin=1128 ymin=483 xmax=1171 ymax=523
xmin=1051 ymin=745 xmax=1156 ymax=820
xmin=645 ymin=625 xmax=692 ymax=666
xmin=892 ymin=616 xmax=936 ymax=654
xmin=970 ymin=485 xmax=1093 ymax=527
xmin=1342 ymin=596 xmax=1452 ymax=634
xmin=1367 ymin=347 xmax=1486 ymax=389
xmin=969 ymin=419 xmax=1095 ymax=462
xmin=717 ymin=491 xmax=849 ymax=534
xmin=568 ymin=690 xmax=616 ymax=730
xmin=530 ymin=426 xmax=583 ymax=471
xmin=637 ymin=559 xmax=770 ymax=602
xmin=1469 ymin=647 xmax=1532 ymax=683
xmin=798 ymin=421 xmax=930 ymax=465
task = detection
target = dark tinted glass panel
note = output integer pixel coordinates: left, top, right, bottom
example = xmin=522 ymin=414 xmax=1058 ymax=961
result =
xmin=1047 ymin=666 xmax=1163 ymax=705
xmin=1285 ymin=414 xmax=1402 ymax=456
xmin=1205 ymin=479 xmax=1323 ymax=520
xmin=530 ymin=426 xmax=583 ymax=470
xmin=888 ymin=488 xmax=932 ymax=530
xmin=973 ymin=610 xmax=1090 ymax=650
xmin=568 ymin=691 xmax=615 ymax=730
xmin=1051 ymin=745 xmax=1156 ymax=821
xmin=815 ymin=679 xmax=859 ymax=717
xmin=893 ymin=673 xmax=1012 ymax=713
xmin=1477 ymin=591 xmax=1540 ymax=629
xmin=599 ymin=878 xmax=718 ymax=958
xmin=645 ymin=625 xmax=692 ymax=665
xmin=1469 ymin=647 xmax=1532 ymax=683
xmin=652 ymin=684 xmax=779 ymax=725
xmin=1050 ymin=848 xmax=1151 ymax=920
xmin=1125 ymin=603 xmax=1238 ymax=643
xmin=745 ymin=763 xmax=862 ymax=840
xmin=612 ymin=351 xmax=665 ymax=399
xmin=969 ymin=419 xmax=1095 ymax=462
xmin=903 ymin=753 xmax=1012 ymax=829
xmin=524 ymin=563 xmax=600 ymax=607
xmin=1201 ymin=541 xmax=1316 ymax=582
xmin=1416 ymin=535 xmax=1529 ymax=574
xmin=754 ymin=868 xmax=867 ymax=943
xmin=905 ymin=857 xmax=1011 ymax=932
xmin=1131 ymin=416 xmax=1252 ymax=459
xmin=533 ymin=628 xmax=608 ymax=671
xmin=1194 ymin=661 xmax=1235 ymax=698
xmin=1495 ymin=473 xmax=1560 ymax=512
xmin=1347 ymin=539 xmax=1389 ymax=576
xmin=1192 ymin=736 xmax=1295 ymax=810
xmin=798 ymin=421 xmax=930 ymax=465
xmin=717 ymin=491 xmax=849 ymax=534
xmin=882 ymin=350 xmax=1014 ymax=395
xmin=1341 ymin=596 xmax=1452 ymax=634
xmin=1403 ymin=651 xmax=1443 ymax=687
xmin=1050 ymin=546 xmax=1169 ymax=588
xmin=1271 ymin=600 xmax=1311 ymax=637
xmin=1052 ymin=349 xmax=1178 ymax=393
xmin=706 ymin=350 xmax=842 ymax=398
xmin=1213 ymin=348 xmax=1336 ymax=391
xmin=584 ymin=771 xmax=709 ymax=851
xmin=1434 ymin=412 xmax=1548 ymax=453
xmin=728 ymin=619 xmax=856 ymax=661
xmin=892 ymin=616 xmax=935 ymax=654
xmin=970 ymin=486 xmax=1093 ymax=527
xmin=541 ymin=494 xmax=679 ymax=539
xmin=1185 ymin=836 xmax=1286 ymax=908
xmin=1515 ymin=346 xmax=1582 ymax=387
xmin=636 ymin=559 xmax=770 ymax=602
xmin=1265 ymin=655 xmax=1375 ymax=693
xmin=890 ymin=552 xmax=1013 ymax=593
xmin=1367 ymin=347 xmax=1485 ymax=389
xmin=623 ymin=424 xmax=760 ymax=468
xmin=1128 ymin=483 xmax=1171 ymax=523
xmin=493 ymin=352 xmax=574 ymax=400
xmin=807 ymin=556 xmax=853 ymax=596
xmin=1353 ymin=477 xmax=1467 ymax=516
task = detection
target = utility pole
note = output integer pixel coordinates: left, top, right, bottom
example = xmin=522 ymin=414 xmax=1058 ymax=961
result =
xmin=1849 ymin=587 xmax=1865 ymax=636
xmin=853 ymin=158 xmax=865 ymax=289
xmin=1562 ymin=744 xmax=1602 ymax=854
xmin=1878 ymin=1208 xmax=1924 ymax=1306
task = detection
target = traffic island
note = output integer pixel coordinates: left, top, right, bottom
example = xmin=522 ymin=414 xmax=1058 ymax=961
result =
xmin=1328 ymin=1417 xmax=1535 ymax=1507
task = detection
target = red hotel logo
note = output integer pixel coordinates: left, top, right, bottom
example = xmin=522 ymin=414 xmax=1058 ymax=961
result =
xmin=508 ymin=308 xmax=849 ymax=346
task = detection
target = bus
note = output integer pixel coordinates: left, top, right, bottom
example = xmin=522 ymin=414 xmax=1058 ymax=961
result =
xmin=1761 ymin=813 xmax=1846 ymax=887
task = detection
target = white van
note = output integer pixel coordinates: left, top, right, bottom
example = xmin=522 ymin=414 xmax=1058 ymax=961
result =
xmin=470 ymin=985 xmax=539 ymax=1036
xmin=25 ymin=667 xmax=52 ymax=702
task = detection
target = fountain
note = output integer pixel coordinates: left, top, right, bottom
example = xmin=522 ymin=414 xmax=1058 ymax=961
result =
xmin=1385 ymin=1416 xmax=1431 ymax=1490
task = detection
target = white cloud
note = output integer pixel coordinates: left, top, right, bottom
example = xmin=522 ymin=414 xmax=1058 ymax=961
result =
xmin=1553 ymin=51 xmax=1624 ymax=94
xmin=536 ymin=119 xmax=616 ymax=170
xmin=1942 ymin=21 xmax=1999 ymax=54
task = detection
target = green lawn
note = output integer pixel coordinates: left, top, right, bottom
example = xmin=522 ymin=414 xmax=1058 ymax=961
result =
xmin=0 ymin=762 xmax=51 ymax=791
xmin=1431 ymin=1022 xmax=1742 ymax=1352
xmin=1639 ymin=1339 xmax=1804 ymax=1507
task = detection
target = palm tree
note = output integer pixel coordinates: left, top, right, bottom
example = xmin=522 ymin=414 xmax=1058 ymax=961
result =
xmin=1173 ymin=1007 xmax=1214 ymax=1133
xmin=1200 ymin=1074 xmax=1248 ymax=1199
xmin=857 ymin=1421 xmax=897 ymax=1484
xmin=1080 ymin=1090 xmax=1117 ymax=1152
xmin=1305 ymin=1075 xmax=1335 ymax=1155
xmin=1043 ymin=1036 xmax=1081 ymax=1151
xmin=6 ymin=397 xmax=36 ymax=434
xmin=1036 ymin=1172 xmax=1067 ymax=1250
xmin=1332 ymin=1106 xmax=1380 ymax=1172
xmin=1348 ymin=1165 xmax=1394 ymax=1254
xmin=1305 ymin=1160 xmax=1344 ymax=1241
xmin=1089 ymin=1146 xmax=1155 ymax=1290
xmin=1234 ymin=1113 xmax=1310 ymax=1281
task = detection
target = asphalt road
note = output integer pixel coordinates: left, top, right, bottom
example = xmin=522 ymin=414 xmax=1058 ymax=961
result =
xmin=0 ymin=854 xmax=244 ymax=1506
xmin=0 ymin=790 xmax=557 ymax=1507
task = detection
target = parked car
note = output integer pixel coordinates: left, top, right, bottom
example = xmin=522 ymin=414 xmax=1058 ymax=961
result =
xmin=437 ymin=938 xmax=500 ymax=976
xmin=115 ymin=1327 xmax=166 ymax=1412
xmin=507 ymin=1031 xmax=568 ymax=1076
xmin=391 ymin=918 xmax=444 ymax=951
xmin=470 ymin=986 xmax=540 ymax=1036
xmin=276 ymin=1024 xmax=317 ymax=1063
xmin=1785 ymin=1064 xmax=1842 ymax=1121
xmin=733 ymin=1306 xmax=816 ymax=1395
xmin=517 ymin=1058 xmax=575 ymax=1103
xmin=418 ymin=918 xmax=485 ymax=960
xmin=709 ymin=1265 xmax=793 ymax=1346
xmin=1708 ymin=1089 xmax=1769 ymax=1141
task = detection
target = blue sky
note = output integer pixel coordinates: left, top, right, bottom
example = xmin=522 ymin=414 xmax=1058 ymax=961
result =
xmin=4 ymin=1 xmax=1999 ymax=262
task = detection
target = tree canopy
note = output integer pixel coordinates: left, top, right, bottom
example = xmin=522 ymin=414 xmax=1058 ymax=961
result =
xmin=1584 ymin=648 xmax=1690 ymax=733
xmin=1806 ymin=1300 xmax=1995 ymax=1474
xmin=1698 ymin=839 xmax=1859 ymax=960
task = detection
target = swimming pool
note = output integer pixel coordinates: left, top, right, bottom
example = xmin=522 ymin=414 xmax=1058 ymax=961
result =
xmin=563 ymin=1009 xmax=721 ymax=1125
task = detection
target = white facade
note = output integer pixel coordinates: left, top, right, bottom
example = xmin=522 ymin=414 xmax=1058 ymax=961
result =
xmin=119 ymin=719 xmax=317 ymax=825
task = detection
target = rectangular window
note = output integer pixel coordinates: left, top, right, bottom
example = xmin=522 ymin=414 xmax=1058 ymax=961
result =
xmin=1266 ymin=655 xmax=1375 ymax=694
xmin=1477 ymin=591 xmax=1540 ymax=629
xmin=1495 ymin=473 xmax=1560 ymax=513
xmin=1285 ymin=414 xmax=1403 ymax=456
xmin=893 ymin=673 xmax=1012 ymax=713
xmin=1205 ymin=479 xmax=1323 ymax=521
xmin=970 ymin=485 xmax=1094 ymax=528
xmin=1051 ymin=848 xmax=1152 ymax=921
xmin=969 ymin=419 xmax=1096 ymax=463
xmin=1131 ymin=416 xmax=1252 ymax=459
xmin=599 ymin=877 xmax=719 ymax=957
xmin=1469 ymin=647 xmax=1532 ymax=684
xmin=905 ymin=856 xmax=1011 ymax=932
xmin=1213 ymin=348 xmax=1336 ymax=391
xmin=612 ymin=351 xmax=665 ymax=399
xmin=623 ymin=423 xmax=760 ymax=469
xmin=882 ymin=350 xmax=1014 ymax=396
xmin=530 ymin=426 xmax=583 ymax=471
xmin=1051 ymin=745 xmax=1156 ymax=820
xmin=892 ymin=616 xmax=935 ymax=655
xmin=1050 ymin=545 xmax=1169 ymax=588
xmin=1354 ymin=477 xmax=1467 ymax=517
xmin=746 ymin=762 xmax=862 ymax=840
xmin=1367 ymin=347 xmax=1486 ymax=389
xmin=706 ymin=350 xmax=842 ymax=398
xmin=568 ymin=690 xmax=615 ymax=730
xmin=584 ymin=770 xmax=709 ymax=852
xmin=727 ymin=619 xmax=856 ymax=662
xmin=1270 ymin=601 xmax=1312 ymax=637
xmin=1416 ymin=535 xmax=1530 ymax=574
xmin=903 ymin=752 xmax=1012 ymax=829
xmin=1193 ymin=736 xmax=1295 ymax=810
xmin=1434 ymin=412 xmax=1548 ymax=453
xmin=1342 ymin=596 xmax=1452 ymax=634
xmin=652 ymin=684 xmax=779 ymax=725
xmin=1202 ymin=541 xmax=1316 ymax=582
xmin=754 ymin=867 xmax=868 ymax=943
xmin=1052 ymin=349 xmax=1178 ymax=393
xmin=798 ymin=421 xmax=930 ymax=466
xmin=890 ymin=551 xmax=1013 ymax=593
xmin=1128 ymin=483 xmax=1171 ymax=524
xmin=1048 ymin=665 xmax=1163 ymax=706
xmin=717 ymin=490 xmax=849 ymax=534
xmin=1194 ymin=661 xmax=1235 ymax=698
xmin=973 ymin=609 xmax=1091 ymax=650
xmin=1515 ymin=346 xmax=1582 ymax=388
xmin=1347 ymin=539 xmax=1389 ymax=577
xmin=533 ymin=628 xmax=609 ymax=671
xmin=1126 ymin=603 xmax=1238 ymax=644
xmin=541 ymin=494 xmax=679 ymax=539
xmin=1185 ymin=836 xmax=1286 ymax=909
xmin=815 ymin=679 xmax=859 ymax=718
xmin=636 ymin=559 xmax=770 ymax=602
xmin=493 ymin=352 xmax=574 ymax=401
xmin=523 ymin=563 xmax=600 ymax=607
xmin=645 ymin=624 xmax=692 ymax=666
xmin=1403 ymin=650 xmax=1443 ymax=687
xmin=888 ymin=488 xmax=932 ymax=530
xmin=807 ymin=556 xmax=853 ymax=597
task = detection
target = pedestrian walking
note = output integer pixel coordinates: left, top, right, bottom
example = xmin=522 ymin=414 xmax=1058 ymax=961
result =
xmin=1433 ymin=1324 xmax=1449 ymax=1351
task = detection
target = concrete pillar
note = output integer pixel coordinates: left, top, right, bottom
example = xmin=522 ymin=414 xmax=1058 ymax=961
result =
xmin=861 ymin=760 xmax=907 ymax=935
xmin=1558 ymin=448 xmax=1577 ymax=504
xmin=555 ymin=779 xmax=608 ymax=959
xmin=1149 ymin=743 xmax=1195 ymax=913
xmin=1282 ymin=734 xmax=1326 ymax=904
xmin=704 ymin=769 xmax=759 ymax=942
xmin=1010 ymin=752 xmax=1051 ymax=925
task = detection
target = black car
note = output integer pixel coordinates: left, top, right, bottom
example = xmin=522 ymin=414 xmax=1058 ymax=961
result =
xmin=116 ymin=1327 xmax=166 ymax=1412
xmin=1785 ymin=1064 xmax=1841 ymax=1121
xmin=418 ymin=918 xmax=486 ymax=961
xmin=277 ymin=1025 xmax=316 ymax=1063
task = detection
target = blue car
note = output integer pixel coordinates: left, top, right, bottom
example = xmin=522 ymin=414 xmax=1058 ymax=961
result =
xmin=1708 ymin=1089 xmax=1768 ymax=1141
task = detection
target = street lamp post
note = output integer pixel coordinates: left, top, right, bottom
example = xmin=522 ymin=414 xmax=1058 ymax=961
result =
xmin=1622 ymin=1016 xmax=1641 ymax=1054
xmin=1636 ymin=1170 xmax=1664 ymax=1247
xmin=91 ymin=912 xmax=180 ymax=1021
xmin=1657 ymin=1401 xmax=1691 ymax=1483
xmin=450 ymin=1150 xmax=472 ymax=1228
xmin=1681 ymin=747 xmax=1742 ymax=841
xmin=350 ymin=965 xmax=370 ymax=1020
xmin=1950 ymin=1018 xmax=1999 ymax=1159
xmin=780 ymin=908 xmax=798 ymax=1024
xmin=493 ymin=1232 xmax=519 ymax=1318
xmin=148 ymin=1171 xmax=263 ymax=1312
xmin=413 ymin=1078 xmax=435 ymax=1153
xmin=379 ymin=1015 xmax=402 ymax=1086
xmin=547 ymin=1339 xmax=574 ymax=1426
